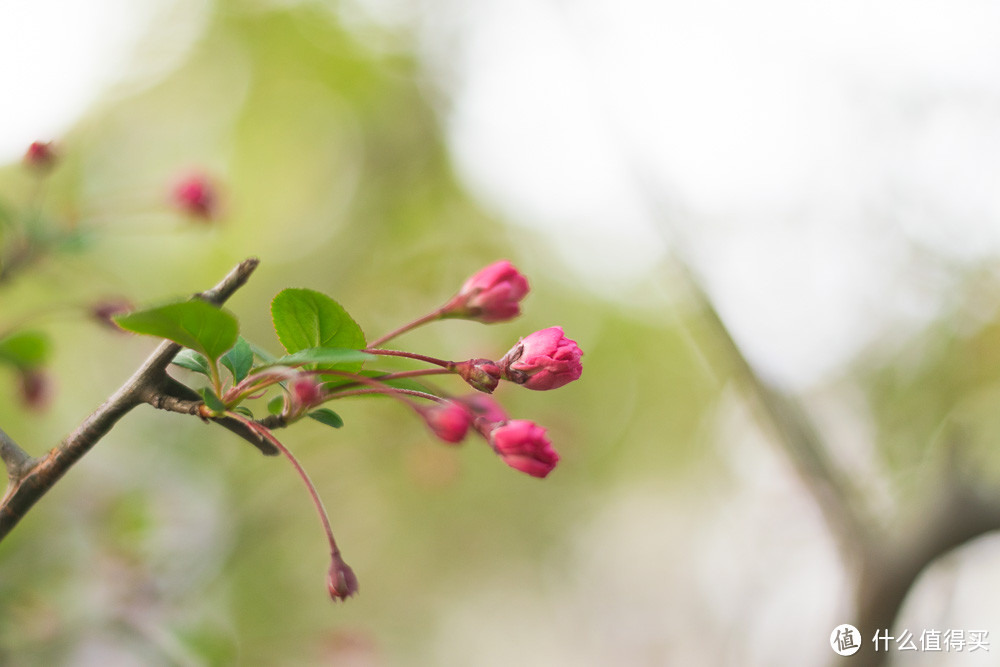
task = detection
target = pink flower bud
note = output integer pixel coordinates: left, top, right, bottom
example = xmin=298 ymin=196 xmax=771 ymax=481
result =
xmin=488 ymin=420 xmax=559 ymax=478
xmin=171 ymin=172 xmax=219 ymax=220
xmin=442 ymin=260 xmax=529 ymax=323
xmin=500 ymin=326 xmax=582 ymax=390
xmin=89 ymin=298 xmax=133 ymax=332
xmin=23 ymin=141 xmax=56 ymax=170
xmin=417 ymin=401 xmax=472 ymax=444
xmin=18 ymin=368 xmax=52 ymax=411
xmin=290 ymin=375 xmax=324 ymax=411
xmin=459 ymin=394 xmax=508 ymax=425
xmin=327 ymin=550 xmax=359 ymax=601
xmin=452 ymin=358 xmax=502 ymax=393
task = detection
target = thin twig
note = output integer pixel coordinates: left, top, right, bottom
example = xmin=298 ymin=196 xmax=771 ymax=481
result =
xmin=0 ymin=258 xmax=261 ymax=541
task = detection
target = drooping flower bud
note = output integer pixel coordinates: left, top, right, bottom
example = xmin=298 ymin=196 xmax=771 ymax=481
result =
xmin=89 ymin=298 xmax=133 ymax=332
xmin=459 ymin=394 xmax=508 ymax=425
xmin=171 ymin=172 xmax=219 ymax=220
xmin=417 ymin=400 xmax=472 ymax=444
xmin=442 ymin=260 xmax=529 ymax=323
xmin=452 ymin=358 xmax=502 ymax=393
xmin=288 ymin=374 xmax=324 ymax=415
xmin=499 ymin=326 xmax=582 ymax=390
xmin=488 ymin=419 xmax=559 ymax=478
xmin=23 ymin=141 xmax=56 ymax=170
xmin=18 ymin=367 xmax=52 ymax=411
xmin=327 ymin=550 xmax=359 ymax=601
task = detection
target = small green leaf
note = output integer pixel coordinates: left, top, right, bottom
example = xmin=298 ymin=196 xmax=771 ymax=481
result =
xmin=198 ymin=387 xmax=226 ymax=414
xmin=271 ymin=288 xmax=365 ymax=372
xmin=308 ymin=408 xmax=344 ymax=429
xmin=221 ymin=336 xmax=254 ymax=383
xmin=0 ymin=331 xmax=51 ymax=368
xmin=172 ymin=349 xmax=211 ymax=376
xmin=248 ymin=341 xmax=278 ymax=365
xmin=267 ymin=395 xmax=285 ymax=415
xmin=115 ymin=300 xmax=239 ymax=362
xmin=275 ymin=347 xmax=372 ymax=368
xmin=231 ymin=406 xmax=255 ymax=418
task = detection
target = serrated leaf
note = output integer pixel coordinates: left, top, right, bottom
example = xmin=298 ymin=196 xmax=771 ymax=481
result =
xmin=0 ymin=331 xmax=50 ymax=368
xmin=198 ymin=387 xmax=226 ymax=414
xmin=275 ymin=347 xmax=372 ymax=368
xmin=271 ymin=288 xmax=365 ymax=372
xmin=172 ymin=349 xmax=211 ymax=376
xmin=115 ymin=300 xmax=238 ymax=362
xmin=221 ymin=336 xmax=254 ymax=383
xmin=308 ymin=408 xmax=344 ymax=429
xmin=267 ymin=395 xmax=285 ymax=415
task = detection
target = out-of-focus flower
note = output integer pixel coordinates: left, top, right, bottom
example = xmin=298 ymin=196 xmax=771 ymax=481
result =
xmin=327 ymin=550 xmax=359 ymax=601
xmin=89 ymin=298 xmax=133 ymax=332
xmin=442 ymin=260 xmax=529 ymax=323
xmin=417 ymin=400 xmax=472 ymax=443
xmin=459 ymin=393 xmax=508 ymax=425
xmin=18 ymin=367 xmax=52 ymax=410
xmin=171 ymin=172 xmax=219 ymax=220
xmin=23 ymin=141 xmax=56 ymax=170
xmin=488 ymin=419 xmax=559 ymax=478
xmin=500 ymin=326 xmax=582 ymax=390
xmin=289 ymin=375 xmax=323 ymax=414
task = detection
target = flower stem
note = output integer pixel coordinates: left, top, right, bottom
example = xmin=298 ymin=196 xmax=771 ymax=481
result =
xmin=366 ymin=307 xmax=447 ymax=349
xmin=362 ymin=348 xmax=455 ymax=370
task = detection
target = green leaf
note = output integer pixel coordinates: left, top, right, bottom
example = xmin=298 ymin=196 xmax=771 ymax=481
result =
xmin=198 ymin=387 xmax=226 ymax=414
xmin=248 ymin=341 xmax=278 ymax=365
xmin=221 ymin=336 xmax=254 ymax=383
xmin=0 ymin=331 xmax=51 ymax=368
xmin=275 ymin=347 xmax=372 ymax=368
xmin=172 ymin=349 xmax=211 ymax=376
xmin=308 ymin=408 xmax=344 ymax=429
xmin=271 ymin=289 xmax=365 ymax=371
xmin=267 ymin=396 xmax=285 ymax=415
xmin=115 ymin=300 xmax=239 ymax=362
xmin=231 ymin=406 xmax=255 ymax=418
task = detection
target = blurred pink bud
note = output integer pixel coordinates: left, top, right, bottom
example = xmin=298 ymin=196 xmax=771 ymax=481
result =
xmin=18 ymin=368 xmax=52 ymax=410
xmin=417 ymin=401 xmax=472 ymax=444
xmin=291 ymin=375 xmax=323 ymax=410
xmin=89 ymin=298 xmax=133 ymax=331
xmin=459 ymin=394 xmax=508 ymax=425
xmin=442 ymin=260 xmax=529 ymax=323
xmin=23 ymin=141 xmax=56 ymax=170
xmin=327 ymin=550 xmax=359 ymax=601
xmin=500 ymin=326 xmax=582 ymax=390
xmin=171 ymin=172 xmax=219 ymax=220
xmin=452 ymin=358 xmax=501 ymax=393
xmin=488 ymin=420 xmax=559 ymax=478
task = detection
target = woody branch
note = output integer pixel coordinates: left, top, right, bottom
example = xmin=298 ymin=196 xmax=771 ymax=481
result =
xmin=0 ymin=257 xmax=276 ymax=542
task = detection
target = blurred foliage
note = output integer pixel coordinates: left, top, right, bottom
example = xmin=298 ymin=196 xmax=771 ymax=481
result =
xmin=3 ymin=1 xmax=1000 ymax=665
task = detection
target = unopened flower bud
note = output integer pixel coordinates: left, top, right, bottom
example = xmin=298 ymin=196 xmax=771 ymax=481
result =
xmin=23 ymin=141 xmax=56 ymax=170
xmin=417 ymin=401 xmax=472 ymax=444
xmin=327 ymin=550 xmax=359 ymax=601
xmin=290 ymin=375 xmax=324 ymax=413
xmin=442 ymin=260 xmax=529 ymax=323
xmin=488 ymin=420 xmax=559 ymax=478
xmin=171 ymin=172 xmax=219 ymax=220
xmin=459 ymin=394 xmax=508 ymax=425
xmin=500 ymin=326 xmax=582 ymax=390
xmin=89 ymin=298 xmax=133 ymax=332
xmin=452 ymin=358 xmax=501 ymax=393
xmin=18 ymin=368 xmax=52 ymax=411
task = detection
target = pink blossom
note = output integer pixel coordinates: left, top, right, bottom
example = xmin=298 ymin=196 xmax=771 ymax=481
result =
xmin=327 ymin=550 xmax=359 ymax=601
xmin=23 ymin=141 xmax=56 ymax=169
xmin=443 ymin=260 xmax=529 ymax=323
xmin=459 ymin=394 xmax=508 ymax=425
xmin=500 ymin=326 xmax=582 ymax=390
xmin=488 ymin=419 xmax=559 ymax=478
xmin=171 ymin=172 xmax=219 ymax=220
xmin=418 ymin=401 xmax=472 ymax=444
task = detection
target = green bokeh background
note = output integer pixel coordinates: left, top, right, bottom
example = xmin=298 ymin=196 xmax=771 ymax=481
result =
xmin=2 ymin=3 xmax=1000 ymax=665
